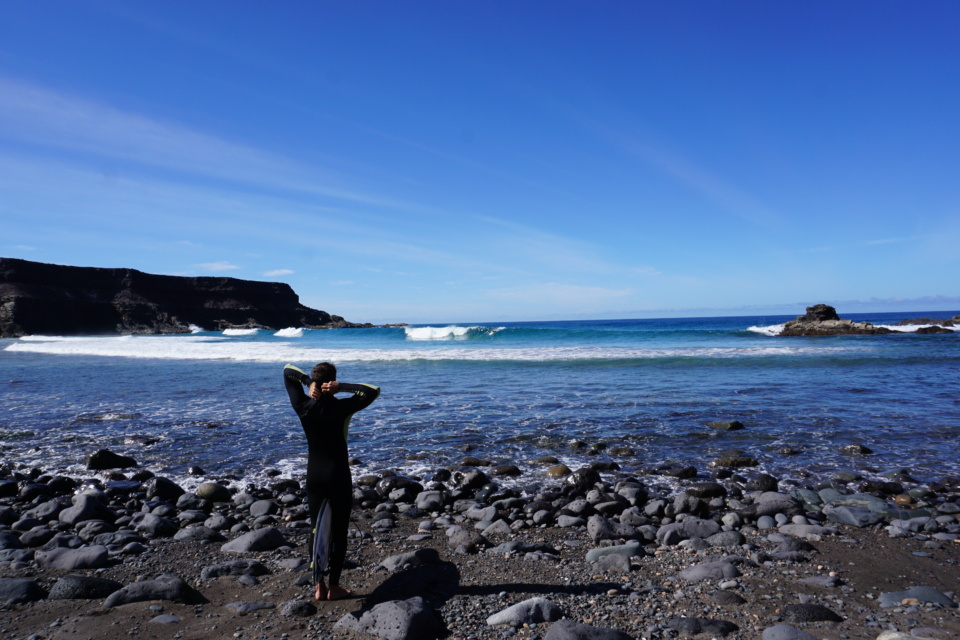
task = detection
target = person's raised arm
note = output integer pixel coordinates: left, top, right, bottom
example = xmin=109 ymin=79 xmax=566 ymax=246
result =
xmin=283 ymin=364 xmax=311 ymax=408
xmin=336 ymin=382 xmax=381 ymax=411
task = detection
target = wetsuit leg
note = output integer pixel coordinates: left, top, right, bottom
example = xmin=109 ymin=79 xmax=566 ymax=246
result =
xmin=305 ymin=464 xmax=327 ymax=580
xmin=326 ymin=470 xmax=353 ymax=585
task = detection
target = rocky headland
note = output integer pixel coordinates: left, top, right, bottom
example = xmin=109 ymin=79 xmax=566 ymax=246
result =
xmin=1 ymin=450 xmax=958 ymax=640
xmin=0 ymin=258 xmax=371 ymax=338
xmin=777 ymin=305 xmax=958 ymax=337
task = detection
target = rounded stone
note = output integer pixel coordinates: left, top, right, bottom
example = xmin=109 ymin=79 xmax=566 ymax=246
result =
xmin=546 ymin=465 xmax=572 ymax=478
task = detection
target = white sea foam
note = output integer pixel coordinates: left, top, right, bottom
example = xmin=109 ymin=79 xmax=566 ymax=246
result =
xmin=749 ymin=322 xmax=957 ymax=336
xmin=875 ymin=323 xmax=957 ymax=333
xmin=18 ymin=334 xmax=117 ymax=342
xmin=223 ymin=328 xmax=259 ymax=336
xmin=189 ymin=324 xmax=205 ymax=333
xmin=404 ymin=325 xmax=503 ymax=340
xmin=4 ymin=335 xmax=859 ymax=363
xmin=746 ymin=324 xmax=785 ymax=336
xmin=274 ymin=327 xmax=304 ymax=338
xmin=405 ymin=325 xmax=471 ymax=340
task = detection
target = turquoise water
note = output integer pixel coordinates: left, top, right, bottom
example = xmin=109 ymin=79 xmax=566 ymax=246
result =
xmin=1 ymin=312 xmax=958 ymax=490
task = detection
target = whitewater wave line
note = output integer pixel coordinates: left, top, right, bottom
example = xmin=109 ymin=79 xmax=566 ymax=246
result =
xmin=404 ymin=325 xmax=504 ymax=340
xmin=4 ymin=335 xmax=860 ymax=363
xmin=748 ymin=323 xmax=957 ymax=336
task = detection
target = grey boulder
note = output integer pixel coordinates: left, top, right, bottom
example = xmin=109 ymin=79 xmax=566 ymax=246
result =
xmin=49 ymin=576 xmax=123 ymax=600
xmin=279 ymin=599 xmax=317 ymax=617
xmin=781 ymin=603 xmax=843 ymax=623
xmin=174 ymin=526 xmax=226 ymax=543
xmin=201 ymin=560 xmax=271 ymax=580
xmin=585 ymin=540 xmax=644 ymax=562
xmin=130 ymin=512 xmax=179 ymax=537
xmin=486 ymin=596 xmax=563 ymax=626
xmin=679 ymin=560 xmax=740 ymax=583
xmin=226 ymin=601 xmax=276 ymax=613
xmin=335 ymin=596 xmax=445 ymax=640
xmin=667 ymin=617 xmax=738 ymax=637
xmin=594 ymin=553 xmax=632 ymax=573
xmin=35 ymin=545 xmax=110 ymax=570
xmin=0 ymin=578 xmax=47 ymax=605
xmin=823 ymin=505 xmax=886 ymax=527
xmin=706 ymin=530 xmax=746 ymax=548
xmin=59 ymin=494 xmax=117 ymax=527
xmin=761 ymin=625 xmax=817 ymax=640
xmin=657 ymin=518 xmax=721 ymax=544
xmin=878 ymin=586 xmax=957 ymax=608
xmin=104 ymin=575 xmax=207 ymax=609
xmin=0 ymin=531 xmax=23 ymax=550
xmin=221 ymin=527 xmax=289 ymax=553
xmin=378 ymin=548 xmax=441 ymax=572
xmin=544 ymin=620 xmax=633 ymax=640
xmin=195 ymin=482 xmax=232 ymax=502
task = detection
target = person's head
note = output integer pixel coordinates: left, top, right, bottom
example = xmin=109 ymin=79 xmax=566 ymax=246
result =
xmin=311 ymin=362 xmax=337 ymax=384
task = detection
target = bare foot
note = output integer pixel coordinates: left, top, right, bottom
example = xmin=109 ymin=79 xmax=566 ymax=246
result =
xmin=326 ymin=585 xmax=353 ymax=601
xmin=314 ymin=582 xmax=327 ymax=601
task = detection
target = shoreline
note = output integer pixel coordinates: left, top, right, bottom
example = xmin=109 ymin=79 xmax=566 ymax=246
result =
xmin=2 ymin=458 xmax=959 ymax=640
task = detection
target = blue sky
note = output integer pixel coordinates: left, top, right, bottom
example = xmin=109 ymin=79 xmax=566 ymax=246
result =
xmin=1 ymin=2 xmax=958 ymax=324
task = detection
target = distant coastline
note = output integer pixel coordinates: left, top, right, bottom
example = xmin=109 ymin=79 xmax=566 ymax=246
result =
xmin=0 ymin=257 xmax=373 ymax=338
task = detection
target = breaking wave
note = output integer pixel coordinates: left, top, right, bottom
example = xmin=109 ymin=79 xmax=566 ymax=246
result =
xmin=404 ymin=325 xmax=504 ymax=340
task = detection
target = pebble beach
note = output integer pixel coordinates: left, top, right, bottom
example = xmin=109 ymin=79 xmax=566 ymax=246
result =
xmin=1 ymin=451 xmax=959 ymax=640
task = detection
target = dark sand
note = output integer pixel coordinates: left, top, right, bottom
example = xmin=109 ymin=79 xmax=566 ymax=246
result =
xmin=2 ymin=502 xmax=958 ymax=640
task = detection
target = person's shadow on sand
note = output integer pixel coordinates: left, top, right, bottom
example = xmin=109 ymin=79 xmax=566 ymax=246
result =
xmin=355 ymin=560 xmax=622 ymax=637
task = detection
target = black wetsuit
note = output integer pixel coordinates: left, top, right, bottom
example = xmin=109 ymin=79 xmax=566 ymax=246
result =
xmin=283 ymin=364 xmax=380 ymax=585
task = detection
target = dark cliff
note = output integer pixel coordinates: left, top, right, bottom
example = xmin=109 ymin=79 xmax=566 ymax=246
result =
xmin=0 ymin=258 xmax=370 ymax=337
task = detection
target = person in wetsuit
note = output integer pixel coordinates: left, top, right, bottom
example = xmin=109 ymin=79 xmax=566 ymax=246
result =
xmin=283 ymin=362 xmax=380 ymax=601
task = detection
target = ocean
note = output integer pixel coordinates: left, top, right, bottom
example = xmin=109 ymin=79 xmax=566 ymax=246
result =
xmin=2 ymin=312 xmax=958 ymax=492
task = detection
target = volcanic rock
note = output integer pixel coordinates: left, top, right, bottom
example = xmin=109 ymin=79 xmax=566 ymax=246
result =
xmin=778 ymin=304 xmax=893 ymax=336
xmin=0 ymin=257 xmax=368 ymax=337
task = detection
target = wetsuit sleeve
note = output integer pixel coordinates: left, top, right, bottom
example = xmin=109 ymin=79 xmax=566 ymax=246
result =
xmin=337 ymin=383 xmax=381 ymax=411
xmin=336 ymin=383 xmax=380 ymax=441
xmin=283 ymin=364 xmax=311 ymax=408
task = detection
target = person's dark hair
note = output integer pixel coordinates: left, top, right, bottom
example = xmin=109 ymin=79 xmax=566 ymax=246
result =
xmin=311 ymin=362 xmax=337 ymax=384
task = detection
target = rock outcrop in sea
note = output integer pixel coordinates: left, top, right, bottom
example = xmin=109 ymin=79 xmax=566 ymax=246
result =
xmin=777 ymin=304 xmax=894 ymax=337
xmin=0 ymin=257 xmax=371 ymax=337
xmin=778 ymin=304 xmax=960 ymax=337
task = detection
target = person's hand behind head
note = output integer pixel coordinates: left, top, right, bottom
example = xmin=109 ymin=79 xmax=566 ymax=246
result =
xmin=321 ymin=381 xmax=340 ymax=395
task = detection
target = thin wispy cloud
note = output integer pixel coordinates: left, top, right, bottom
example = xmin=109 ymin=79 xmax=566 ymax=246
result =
xmin=196 ymin=261 xmax=240 ymax=272
xmin=863 ymin=235 xmax=928 ymax=247
xmin=563 ymin=108 xmax=786 ymax=229
xmin=476 ymin=214 xmax=664 ymax=278
xmin=0 ymin=76 xmax=412 ymax=209
xmin=776 ymin=234 xmax=930 ymax=256
xmin=614 ymin=135 xmax=784 ymax=229
xmin=486 ymin=282 xmax=634 ymax=307
xmin=263 ymin=269 xmax=294 ymax=277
